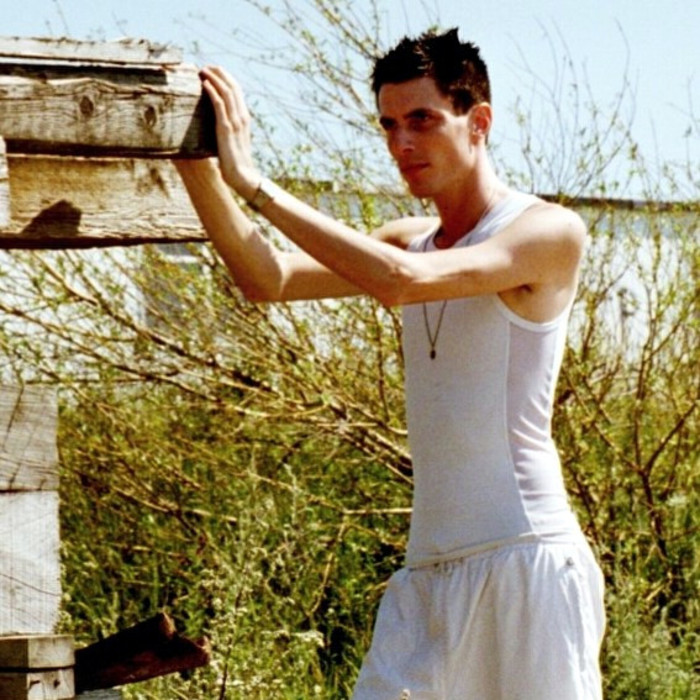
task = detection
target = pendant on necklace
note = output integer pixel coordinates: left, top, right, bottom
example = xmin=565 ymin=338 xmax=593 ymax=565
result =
xmin=423 ymin=298 xmax=447 ymax=361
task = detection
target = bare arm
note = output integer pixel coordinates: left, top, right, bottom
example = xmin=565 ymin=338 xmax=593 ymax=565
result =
xmin=181 ymin=66 xmax=584 ymax=313
xmin=258 ymin=186 xmax=584 ymax=313
xmin=175 ymin=158 xmax=367 ymax=301
xmin=175 ymin=158 xmax=436 ymax=302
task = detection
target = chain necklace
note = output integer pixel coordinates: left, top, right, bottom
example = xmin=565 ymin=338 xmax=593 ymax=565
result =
xmin=421 ymin=233 xmax=448 ymax=360
xmin=421 ymin=187 xmax=499 ymax=360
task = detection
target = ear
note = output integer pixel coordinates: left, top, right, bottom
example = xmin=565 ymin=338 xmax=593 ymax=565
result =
xmin=469 ymin=103 xmax=493 ymax=140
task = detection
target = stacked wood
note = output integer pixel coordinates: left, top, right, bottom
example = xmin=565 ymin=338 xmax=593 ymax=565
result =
xmin=0 ymin=36 xmax=213 ymax=249
xmin=0 ymin=385 xmax=61 ymax=636
xmin=0 ymin=635 xmax=75 ymax=699
xmin=0 ymin=38 xmax=212 ymax=698
xmin=0 ymin=37 xmax=216 ymax=158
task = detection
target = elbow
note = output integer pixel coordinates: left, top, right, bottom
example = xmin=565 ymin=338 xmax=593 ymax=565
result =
xmin=372 ymin=263 xmax=415 ymax=308
xmin=241 ymin=288 xmax=272 ymax=304
xmin=235 ymin=278 xmax=284 ymax=304
xmin=228 ymin=254 xmax=289 ymax=303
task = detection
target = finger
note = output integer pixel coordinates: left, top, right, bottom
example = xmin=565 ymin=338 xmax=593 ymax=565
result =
xmin=201 ymin=66 xmax=251 ymax=122
xmin=202 ymin=65 xmax=236 ymax=89
xmin=202 ymin=84 xmax=228 ymax=134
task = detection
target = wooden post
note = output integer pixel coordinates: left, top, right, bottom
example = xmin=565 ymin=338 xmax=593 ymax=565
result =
xmin=0 ymin=385 xmax=75 ymax=699
xmin=0 ymin=137 xmax=9 ymax=227
xmin=0 ymin=385 xmax=62 ymax=633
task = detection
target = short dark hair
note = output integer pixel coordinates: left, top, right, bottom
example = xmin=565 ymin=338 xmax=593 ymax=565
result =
xmin=371 ymin=28 xmax=491 ymax=114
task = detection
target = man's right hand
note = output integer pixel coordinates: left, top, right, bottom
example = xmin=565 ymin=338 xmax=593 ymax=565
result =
xmin=199 ymin=66 xmax=261 ymax=203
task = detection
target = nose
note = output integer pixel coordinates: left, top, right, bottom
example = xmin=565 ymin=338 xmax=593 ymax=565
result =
xmin=388 ymin=127 xmax=414 ymax=157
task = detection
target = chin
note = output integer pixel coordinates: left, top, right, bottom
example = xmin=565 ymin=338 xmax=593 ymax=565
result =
xmin=406 ymin=182 xmax=434 ymax=198
xmin=400 ymin=175 xmax=428 ymax=196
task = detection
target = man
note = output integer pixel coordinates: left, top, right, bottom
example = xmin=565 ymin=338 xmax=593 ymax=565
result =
xmin=176 ymin=28 xmax=605 ymax=700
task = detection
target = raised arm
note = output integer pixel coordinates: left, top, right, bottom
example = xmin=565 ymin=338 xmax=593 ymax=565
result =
xmin=175 ymin=158 xmax=368 ymax=302
xmin=180 ymin=66 xmax=585 ymax=317
xmin=176 ymin=64 xmax=439 ymax=303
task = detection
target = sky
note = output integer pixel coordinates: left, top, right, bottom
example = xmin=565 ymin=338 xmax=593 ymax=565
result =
xmin=2 ymin=0 xmax=698 ymax=200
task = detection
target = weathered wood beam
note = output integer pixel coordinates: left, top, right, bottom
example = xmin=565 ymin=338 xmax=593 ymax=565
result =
xmin=0 ymin=137 xmax=8 ymax=227
xmin=0 ymin=667 xmax=74 ymax=699
xmin=0 ymin=36 xmax=182 ymax=67
xmin=0 ymin=384 xmax=59 ymax=491
xmin=0 ymin=154 xmax=206 ymax=248
xmin=0 ymin=635 xmax=74 ymax=669
xmin=0 ymin=385 xmax=62 ymax=636
xmin=0 ymin=37 xmax=216 ymax=157
xmin=0 ymin=492 xmax=62 ymax=635
xmin=75 ymin=613 xmax=211 ymax=693
xmin=0 ymin=634 xmax=75 ymax=699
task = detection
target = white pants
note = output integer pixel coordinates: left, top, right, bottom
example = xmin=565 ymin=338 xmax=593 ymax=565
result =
xmin=352 ymin=540 xmax=605 ymax=700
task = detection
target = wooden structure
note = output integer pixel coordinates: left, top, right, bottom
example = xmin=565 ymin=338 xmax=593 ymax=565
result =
xmin=74 ymin=613 xmax=210 ymax=694
xmin=0 ymin=35 xmax=212 ymax=249
xmin=0 ymin=385 xmax=61 ymax=635
xmin=0 ymin=36 xmax=214 ymax=698
xmin=0 ymin=634 xmax=74 ymax=699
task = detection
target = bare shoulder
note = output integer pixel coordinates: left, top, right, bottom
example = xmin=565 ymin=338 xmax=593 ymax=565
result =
xmin=511 ymin=198 xmax=587 ymax=268
xmin=371 ymin=216 xmax=439 ymax=249
xmin=524 ymin=198 xmax=587 ymax=244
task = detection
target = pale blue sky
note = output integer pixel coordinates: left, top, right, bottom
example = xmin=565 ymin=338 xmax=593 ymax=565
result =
xmin=3 ymin=0 xmax=698 ymax=199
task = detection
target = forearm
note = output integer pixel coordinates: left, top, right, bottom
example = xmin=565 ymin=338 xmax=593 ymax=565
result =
xmin=191 ymin=66 xmax=414 ymax=305
xmin=175 ymin=159 xmax=287 ymax=301
xmin=251 ymin=181 xmax=412 ymax=306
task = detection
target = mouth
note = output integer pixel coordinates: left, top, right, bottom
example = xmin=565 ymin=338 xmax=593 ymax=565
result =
xmin=400 ymin=162 xmax=429 ymax=179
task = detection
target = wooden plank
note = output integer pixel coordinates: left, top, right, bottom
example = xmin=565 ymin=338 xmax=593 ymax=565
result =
xmin=0 ymin=155 xmax=206 ymax=248
xmin=0 ymin=137 xmax=9 ymax=227
xmin=75 ymin=613 xmax=210 ymax=693
xmin=0 ymin=636 xmax=74 ymax=670
xmin=0 ymin=492 xmax=61 ymax=635
xmin=0 ymin=61 xmax=216 ymax=157
xmin=0 ymin=668 xmax=74 ymax=699
xmin=0 ymin=385 xmax=58 ymax=491
xmin=77 ymin=691 xmax=122 ymax=700
xmin=0 ymin=37 xmax=182 ymax=66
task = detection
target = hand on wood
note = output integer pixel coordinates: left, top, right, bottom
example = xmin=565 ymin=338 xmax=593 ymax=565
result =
xmin=199 ymin=66 xmax=261 ymax=201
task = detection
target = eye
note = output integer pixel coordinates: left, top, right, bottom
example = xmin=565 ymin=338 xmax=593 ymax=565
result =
xmin=379 ymin=116 xmax=395 ymax=132
xmin=408 ymin=111 xmax=434 ymax=130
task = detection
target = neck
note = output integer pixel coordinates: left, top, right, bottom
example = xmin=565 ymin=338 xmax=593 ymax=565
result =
xmin=433 ymin=164 xmax=505 ymax=249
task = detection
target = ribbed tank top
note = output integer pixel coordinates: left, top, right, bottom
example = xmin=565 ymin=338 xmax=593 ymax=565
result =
xmin=402 ymin=191 xmax=582 ymax=568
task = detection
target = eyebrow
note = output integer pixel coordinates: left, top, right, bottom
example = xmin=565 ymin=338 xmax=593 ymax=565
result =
xmin=379 ymin=108 xmax=435 ymax=129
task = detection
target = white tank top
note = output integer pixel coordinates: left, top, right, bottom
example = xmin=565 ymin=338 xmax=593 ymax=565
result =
xmin=403 ymin=191 xmax=582 ymax=568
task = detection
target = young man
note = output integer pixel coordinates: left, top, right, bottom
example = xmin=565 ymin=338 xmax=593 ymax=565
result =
xmin=176 ymin=28 xmax=605 ymax=700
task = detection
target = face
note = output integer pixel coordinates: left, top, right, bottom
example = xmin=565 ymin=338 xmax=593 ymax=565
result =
xmin=377 ymin=77 xmax=480 ymax=198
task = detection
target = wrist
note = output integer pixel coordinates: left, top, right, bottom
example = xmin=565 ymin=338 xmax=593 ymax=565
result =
xmin=244 ymin=177 xmax=278 ymax=212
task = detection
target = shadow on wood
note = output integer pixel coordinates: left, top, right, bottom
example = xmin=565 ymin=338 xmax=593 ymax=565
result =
xmin=20 ymin=200 xmax=83 ymax=244
xmin=75 ymin=613 xmax=210 ymax=693
xmin=0 ymin=155 xmax=206 ymax=248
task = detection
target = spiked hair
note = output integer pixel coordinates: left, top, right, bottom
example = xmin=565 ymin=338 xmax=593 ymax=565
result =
xmin=371 ymin=28 xmax=491 ymax=113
